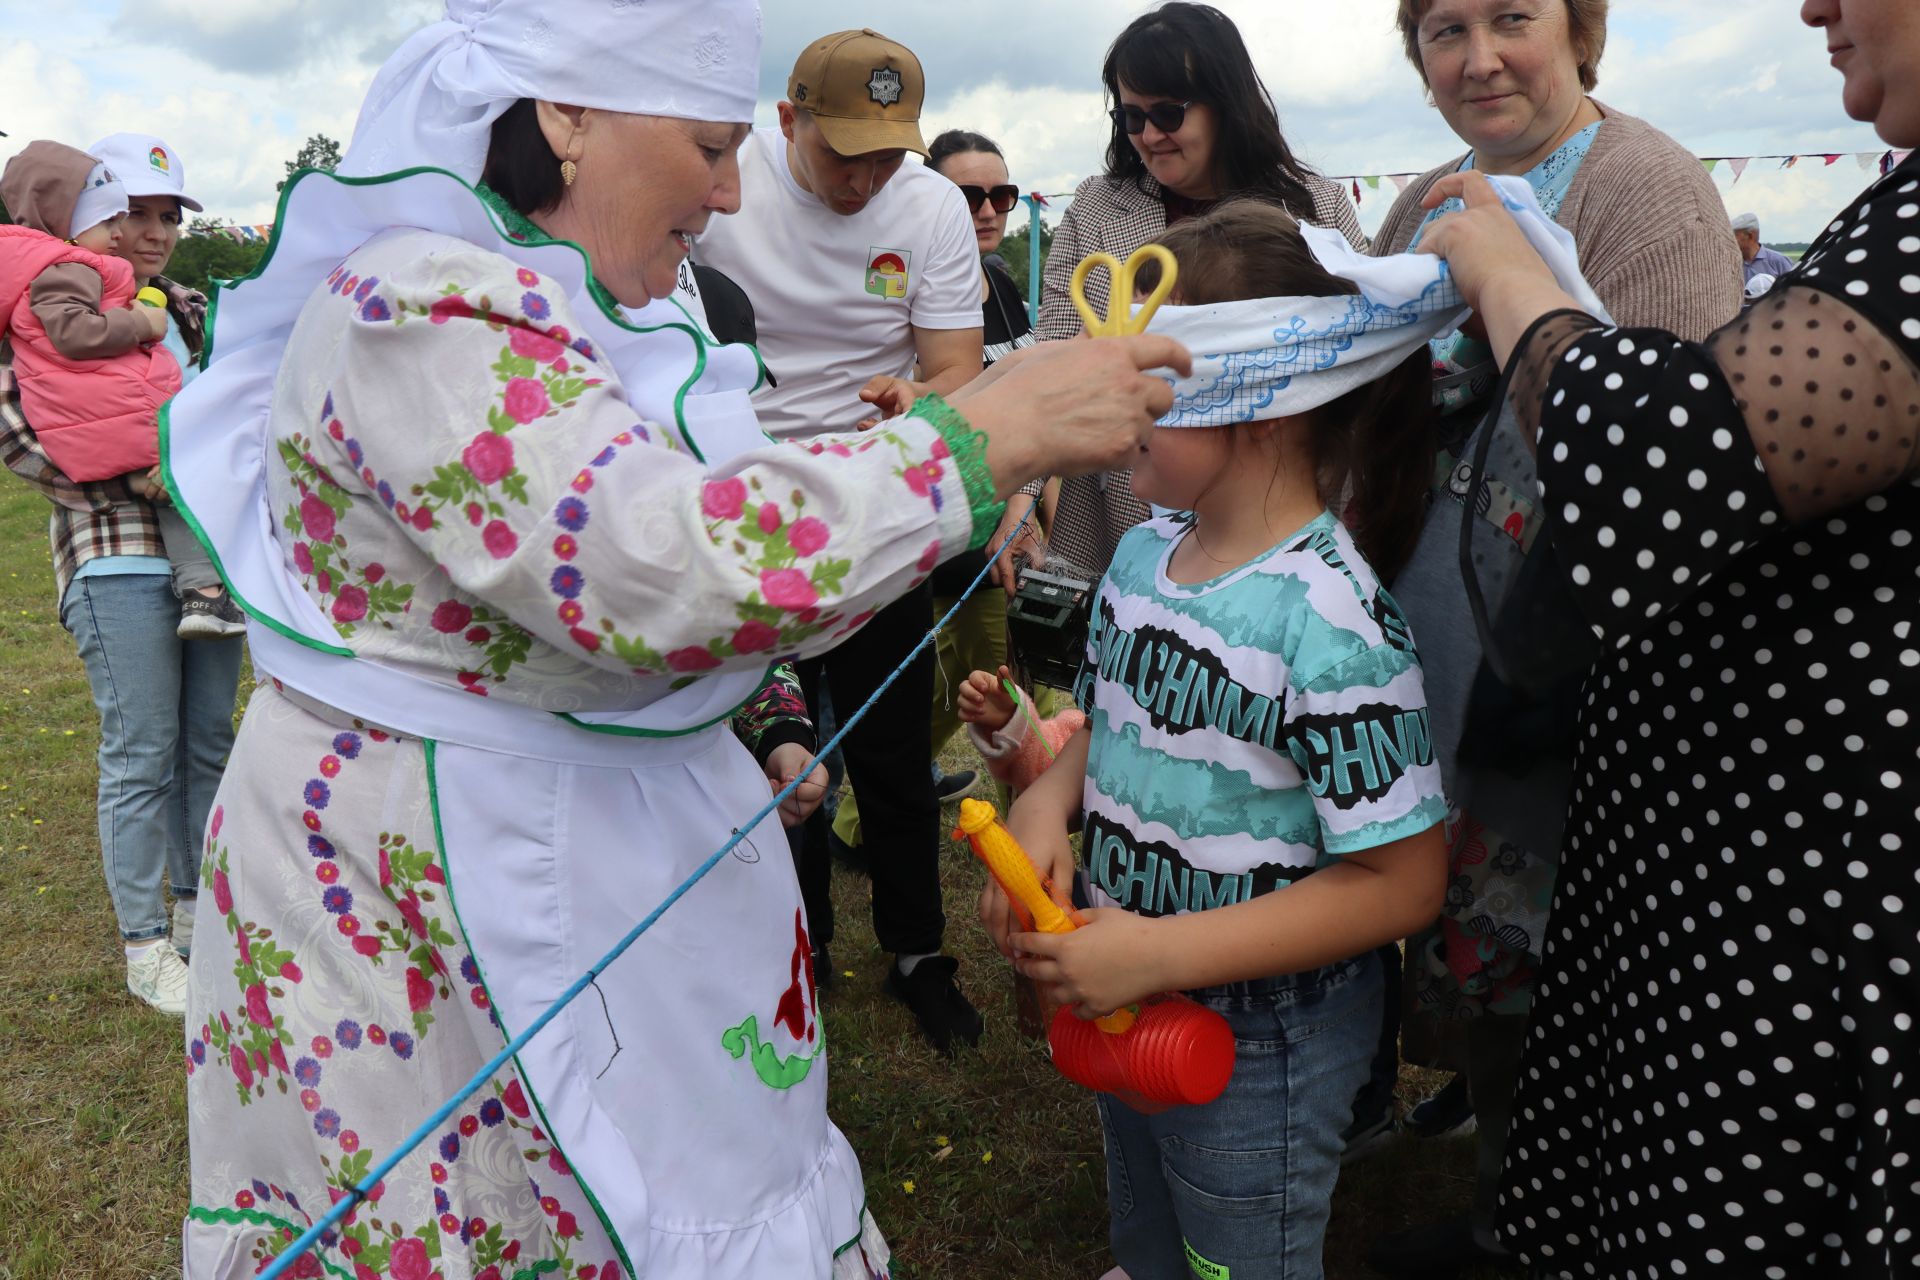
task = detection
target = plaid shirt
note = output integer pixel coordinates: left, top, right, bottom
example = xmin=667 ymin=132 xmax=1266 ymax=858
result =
xmin=0 ymin=275 xmax=206 ymax=599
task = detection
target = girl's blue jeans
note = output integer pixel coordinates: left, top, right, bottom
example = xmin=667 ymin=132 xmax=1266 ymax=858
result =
xmin=1098 ymin=950 xmax=1382 ymax=1280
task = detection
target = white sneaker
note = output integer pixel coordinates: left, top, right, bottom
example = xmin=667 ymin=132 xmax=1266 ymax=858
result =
xmin=172 ymin=898 xmax=196 ymax=959
xmin=127 ymin=941 xmax=191 ymax=1016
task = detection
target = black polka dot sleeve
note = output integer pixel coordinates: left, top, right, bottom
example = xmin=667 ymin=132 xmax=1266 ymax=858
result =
xmin=1512 ymin=158 xmax=1920 ymax=647
xmin=1527 ymin=321 xmax=1786 ymax=646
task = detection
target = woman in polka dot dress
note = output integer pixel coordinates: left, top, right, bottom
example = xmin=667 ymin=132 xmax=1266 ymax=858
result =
xmin=1415 ymin=1 xmax=1920 ymax=1273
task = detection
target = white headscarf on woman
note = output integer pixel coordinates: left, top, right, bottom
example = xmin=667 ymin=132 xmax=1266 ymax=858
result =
xmin=340 ymin=0 xmax=761 ymax=180
xmin=167 ymin=0 xmax=773 ymax=734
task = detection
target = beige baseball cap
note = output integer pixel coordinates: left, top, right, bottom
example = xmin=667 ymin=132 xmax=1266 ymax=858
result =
xmin=787 ymin=29 xmax=928 ymax=158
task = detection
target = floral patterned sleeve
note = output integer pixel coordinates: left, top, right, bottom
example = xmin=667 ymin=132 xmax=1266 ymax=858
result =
xmin=316 ymin=236 xmax=1002 ymax=681
xmin=730 ymin=662 xmax=814 ymax=766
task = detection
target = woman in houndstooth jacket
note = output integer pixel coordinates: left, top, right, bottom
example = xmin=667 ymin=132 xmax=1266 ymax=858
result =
xmin=988 ymin=2 xmax=1368 ymax=586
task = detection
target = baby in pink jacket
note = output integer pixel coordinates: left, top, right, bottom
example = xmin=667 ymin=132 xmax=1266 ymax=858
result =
xmin=957 ymin=664 xmax=1086 ymax=793
xmin=0 ymin=142 xmax=177 ymax=478
xmin=2 ymin=140 xmax=237 ymax=639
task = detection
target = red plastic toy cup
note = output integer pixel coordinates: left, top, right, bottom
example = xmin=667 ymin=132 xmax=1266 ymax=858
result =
xmin=1048 ymin=992 xmax=1234 ymax=1112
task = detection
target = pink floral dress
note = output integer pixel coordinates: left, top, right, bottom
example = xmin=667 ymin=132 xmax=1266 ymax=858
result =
xmin=174 ymin=204 xmax=1000 ymax=1280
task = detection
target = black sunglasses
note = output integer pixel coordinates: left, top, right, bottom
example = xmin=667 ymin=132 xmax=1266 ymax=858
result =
xmin=1109 ymin=100 xmax=1194 ymax=136
xmin=958 ymin=183 xmax=1021 ymax=215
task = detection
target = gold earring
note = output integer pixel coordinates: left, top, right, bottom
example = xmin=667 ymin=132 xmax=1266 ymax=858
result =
xmin=561 ymin=127 xmax=579 ymax=186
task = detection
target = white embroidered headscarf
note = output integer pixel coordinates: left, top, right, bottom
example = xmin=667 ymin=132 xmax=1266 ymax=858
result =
xmin=340 ymin=0 xmax=763 ymax=181
xmin=1145 ymin=176 xmax=1611 ymax=428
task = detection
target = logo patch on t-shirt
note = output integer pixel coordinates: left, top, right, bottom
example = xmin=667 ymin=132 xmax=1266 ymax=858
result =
xmin=865 ymin=247 xmax=911 ymax=299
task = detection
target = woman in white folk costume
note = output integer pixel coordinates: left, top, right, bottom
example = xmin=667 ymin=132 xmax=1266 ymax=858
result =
xmin=166 ymin=2 xmax=1187 ymax=1276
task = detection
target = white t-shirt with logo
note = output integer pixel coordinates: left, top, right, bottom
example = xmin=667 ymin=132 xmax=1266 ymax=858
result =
xmin=695 ymin=127 xmax=982 ymax=440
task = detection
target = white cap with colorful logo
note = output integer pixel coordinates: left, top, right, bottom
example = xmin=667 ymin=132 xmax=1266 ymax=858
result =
xmin=86 ymin=133 xmax=203 ymax=212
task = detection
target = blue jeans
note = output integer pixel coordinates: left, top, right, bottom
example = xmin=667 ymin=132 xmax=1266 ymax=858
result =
xmin=60 ymin=573 xmax=243 ymax=940
xmin=1099 ymin=951 xmax=1382 ymax=1280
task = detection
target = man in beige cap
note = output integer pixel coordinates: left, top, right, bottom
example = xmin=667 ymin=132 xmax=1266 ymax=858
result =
xmin=697 ymin=28 xmax=987 ymax=1056
xmin=699 ymin=28 xmax=981 ymax=436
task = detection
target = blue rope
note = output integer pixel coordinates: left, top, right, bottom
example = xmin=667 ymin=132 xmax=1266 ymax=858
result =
xmin=260 ymin=511 xmax=1031 ymax=1278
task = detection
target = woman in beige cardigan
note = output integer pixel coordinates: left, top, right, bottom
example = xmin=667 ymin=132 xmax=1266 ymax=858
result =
xmin=1365 ymin=2 xmax=1743 ymax=1274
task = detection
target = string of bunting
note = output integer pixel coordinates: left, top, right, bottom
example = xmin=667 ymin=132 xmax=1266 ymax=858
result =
xmin=194 ymin=146 xmax=1915 ymax=236
xmin=190 ymin=222 xmax=277 ymax=243
xmin=1330 ymin=147 xmax=1915 ymax=203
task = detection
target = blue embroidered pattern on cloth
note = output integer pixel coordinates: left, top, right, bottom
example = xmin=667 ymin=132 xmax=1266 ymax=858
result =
xmin=1144 ymin=179 xmax=1610 ymax=432
xmin=1165 ymin=275 xmax=1466 ymax=428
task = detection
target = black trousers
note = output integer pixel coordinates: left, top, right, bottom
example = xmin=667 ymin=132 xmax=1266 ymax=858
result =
xmin=793 ymin=582 xmax=944 ymax=958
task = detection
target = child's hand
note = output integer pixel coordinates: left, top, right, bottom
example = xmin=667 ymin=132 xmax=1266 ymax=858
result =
xmin=1013 ymin=908 xmax=1170 ymax=1020
xmin=977 ymin=803 xmax=1075 ymax=962
xmin=857 ymin=374 xmax=919 ymax=422
xmin=138 ymin=306 xmax=169 ymax=342
xmin=763 ymin=742 xmax=829 ymax=828
xmin=956 ymin=665 xmax=1018 ymax=733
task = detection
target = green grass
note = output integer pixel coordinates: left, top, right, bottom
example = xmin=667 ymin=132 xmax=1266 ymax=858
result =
xmin=0 ymin=480 xmax=1487 ymax=1279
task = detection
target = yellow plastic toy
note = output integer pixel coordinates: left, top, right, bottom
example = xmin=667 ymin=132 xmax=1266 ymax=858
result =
xmin=135 ymin=286 xmax=169 ymax=308
xmin=954 ymin=797 xmax=1135 ymax=1034
xmin=1068 ymin=243 xmax=1178 ymax=337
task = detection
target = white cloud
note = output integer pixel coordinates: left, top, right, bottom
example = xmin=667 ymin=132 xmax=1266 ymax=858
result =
xmin=0 ymin=38 xmax=331 ymax=224
xmin=112 ymin=0 xmax=436 ymax=73
xmin=0 ymin=0 xmax=1895 ymax=241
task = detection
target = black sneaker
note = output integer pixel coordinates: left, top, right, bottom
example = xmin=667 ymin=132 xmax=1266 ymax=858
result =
xmin=1340 ymin=1104 xmax=1397 ymax=1164
xmin=1405 ymin=1075 xmax=1476 ymax=1139
xmin=1366 ymin=1212 xmax=1517 ymax=1278
xmin=932 ymin=769 xmax=979 ymax=803
xmin=884 ymin=955 xmax=983 ymax=1057
xmin=178 ymin=590 xmax=246 ymax=640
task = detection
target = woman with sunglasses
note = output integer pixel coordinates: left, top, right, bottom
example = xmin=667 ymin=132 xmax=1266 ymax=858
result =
xmin=929 ymin=130 xmax=1034 ymax=368
xmin=927 ymin=129 xmax=1032 ymax=743
xmin=987 ymin=1 xmax=1366 ymax=593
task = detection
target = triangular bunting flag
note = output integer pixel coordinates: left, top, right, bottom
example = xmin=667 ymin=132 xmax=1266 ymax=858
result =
xmin=1390 ymin=173 xmax=1411 ymax=193
xmin=1781 ymin=155 xmax=1799 ymax=169
xmin=1702 ymin=158 xmax=1719 ymax=173
xmin=1859 ymin=152 xmax=1880 ymax=171
xmin=1730 ymin=157 xmax=1750 ymax=183
xmin=1352 ymin=179 xmax=1362 ymax=203
xmin=1364 ymin=175 xmax=1381 ymax=190
xmin=1822 ymin=154 xmax=1842 ymax=165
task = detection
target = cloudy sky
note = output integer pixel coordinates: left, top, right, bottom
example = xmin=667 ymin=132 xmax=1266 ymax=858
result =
xmin=0 ymin=0 xmax=1895 ymax=244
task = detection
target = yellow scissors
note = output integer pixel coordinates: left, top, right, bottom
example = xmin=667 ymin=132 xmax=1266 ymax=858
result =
xmin=1069 ymin=243 xmax=1179 ymax=337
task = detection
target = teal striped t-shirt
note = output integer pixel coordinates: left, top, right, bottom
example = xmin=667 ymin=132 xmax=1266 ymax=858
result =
xmin=1073 ymin=512 xmax=1447 ymax=918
